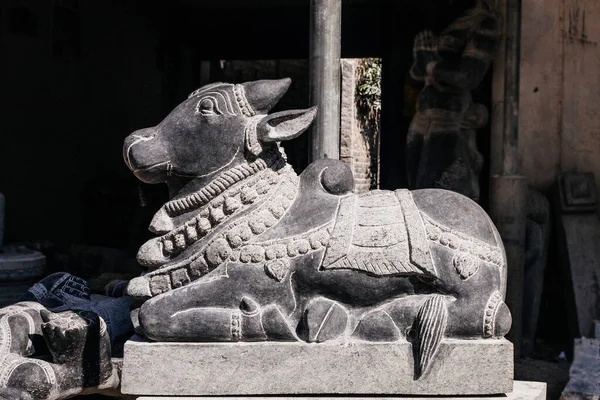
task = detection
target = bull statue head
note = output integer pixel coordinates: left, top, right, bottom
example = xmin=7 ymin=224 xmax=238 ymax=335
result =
xmin=123 ymin=78 xmax=317 ymax=198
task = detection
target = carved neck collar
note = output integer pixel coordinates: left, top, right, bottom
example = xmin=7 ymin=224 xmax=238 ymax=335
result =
xmin=164 ymin=147 xmax=285 ymax=218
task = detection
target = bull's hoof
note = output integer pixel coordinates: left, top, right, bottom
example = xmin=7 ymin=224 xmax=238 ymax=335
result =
xmin=261 ymin=305 xmax=297 ymax=341
xmin=492 ymin=302 xmax=511 ymax=338
xmin=239 ymin=297 xmax=267 ymax=341
xmin=352 ymin=310 xmax=401 ymax=342
xmin=240 ymin=298 xmax=298 ymax=341
xmin=297 ymin=298 xmax=349 ymax=343
xmin=483 ymin=291 xmax=512 ymax=338
xmin=127 ymin=277 xmax=152 ymax=300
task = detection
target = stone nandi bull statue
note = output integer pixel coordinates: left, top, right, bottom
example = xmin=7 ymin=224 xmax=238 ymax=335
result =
xmin=123 ymin=78 xmax=511 ymax=379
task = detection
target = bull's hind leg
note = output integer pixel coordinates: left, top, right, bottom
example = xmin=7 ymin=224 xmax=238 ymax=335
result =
xmin=437 ymin=252 xmax=512 ymax=341
xmin=384 ymin=289 xmax=509 ymax=380
xmin=429 ymin=260 xmax=511 ymax=344
xmin=380 ymin=271 xmax=510 ymax=380
xmin=410 ymin=188 xmax=512 ymax=354
xmin=445 ymin=290 xmax=512 ymax=340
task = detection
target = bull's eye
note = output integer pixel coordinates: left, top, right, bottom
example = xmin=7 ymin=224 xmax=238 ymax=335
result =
xmin=197 ymin=98 xmax=216 ymax=115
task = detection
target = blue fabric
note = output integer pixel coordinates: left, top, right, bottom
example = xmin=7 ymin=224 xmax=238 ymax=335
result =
xmin=20 ymin=272 xmax=134 ymax=348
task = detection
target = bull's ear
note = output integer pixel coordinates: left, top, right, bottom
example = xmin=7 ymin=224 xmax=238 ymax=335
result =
xmin=256 ymin=107 xmax=318 ymax=142
xmin=242 ymin=78 xmax=292 ymax=114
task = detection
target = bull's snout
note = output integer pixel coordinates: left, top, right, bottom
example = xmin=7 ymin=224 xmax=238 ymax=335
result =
xmin=123 ymin=128 xmax=170 ymax=183
xmin=123 ymin=128 xmax=156 ymax=170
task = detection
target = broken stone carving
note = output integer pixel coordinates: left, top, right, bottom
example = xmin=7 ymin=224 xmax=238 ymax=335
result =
xmin=406 ymin=0 xmax=501 ymax=201
xmin=122 ymin=77 xmax=512 ymax=382
xmin=0 ymin=272 xmax=132 ymax=400
xmin=562 ymin=321 xmax=600 ymax=399
xmin=522 ymin=187 xmax=551 ymax=357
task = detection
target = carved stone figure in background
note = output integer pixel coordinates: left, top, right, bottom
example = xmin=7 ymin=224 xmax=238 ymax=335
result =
xmin=406 ymin=0 xmax=501 ymax=200
xmin=437 ymin=103 xmax=488 ymax=201
xmin=123 ymin=78 xmax=512 ymax=379
xmin=522 ymin=187 xmax=551 ymax=357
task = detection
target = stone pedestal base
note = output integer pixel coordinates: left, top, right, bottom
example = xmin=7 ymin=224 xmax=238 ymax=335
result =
xmin=121 ymin=337 xmax=514 ymax=397
xmin=133 ymin=381 xmax=546 ymax=399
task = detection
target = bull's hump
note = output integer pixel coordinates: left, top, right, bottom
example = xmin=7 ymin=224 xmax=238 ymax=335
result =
xmin=257 ymin=159 xmax=352 ymax=242
xmin=411 ymin=189 xmax=496 ymax=246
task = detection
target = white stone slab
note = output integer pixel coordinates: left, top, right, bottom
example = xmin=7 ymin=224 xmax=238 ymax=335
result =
xmin=134 ymin=381 xmax=545 ymax=400
xmin=121 ymin=337 xmax=513 ymax=396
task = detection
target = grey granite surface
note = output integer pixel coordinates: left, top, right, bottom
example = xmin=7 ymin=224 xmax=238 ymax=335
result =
xmin=122 ymin=337 xmax=513 ymax=396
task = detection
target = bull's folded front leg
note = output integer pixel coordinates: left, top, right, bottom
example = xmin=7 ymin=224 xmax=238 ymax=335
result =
xmin=138 ymin=264 xmax=298 ymax=342
xmin=142 ymin=296 xmax=296 ymax=342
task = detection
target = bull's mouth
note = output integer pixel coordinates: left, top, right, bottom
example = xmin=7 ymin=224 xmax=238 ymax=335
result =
xmin=132 ymin=160 xmax=172 ymax=184
xmin=131 ymin=160 xmax=171 ymax=174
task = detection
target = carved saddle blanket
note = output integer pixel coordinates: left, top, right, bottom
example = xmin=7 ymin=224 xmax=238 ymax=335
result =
xmin=322 ymin=190 xmax=437 ymax=278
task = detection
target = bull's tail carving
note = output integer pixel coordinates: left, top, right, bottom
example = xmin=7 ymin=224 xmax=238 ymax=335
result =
xmin=413 ymin=295 xmax=448 ymax=379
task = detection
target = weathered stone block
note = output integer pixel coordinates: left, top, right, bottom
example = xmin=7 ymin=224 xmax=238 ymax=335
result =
xmin=121 ymin=338 xmax=513 ymax=397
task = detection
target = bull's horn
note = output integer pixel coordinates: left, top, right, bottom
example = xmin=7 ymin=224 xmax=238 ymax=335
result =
xmin=242 ymin=78 xmax=292 ymax=114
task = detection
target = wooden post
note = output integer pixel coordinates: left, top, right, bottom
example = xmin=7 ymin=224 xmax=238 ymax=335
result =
xmin=309 ymin=0 xmax=342 ymax=161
